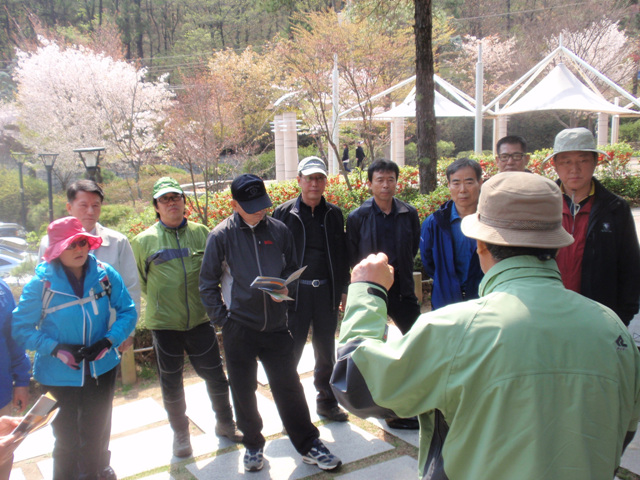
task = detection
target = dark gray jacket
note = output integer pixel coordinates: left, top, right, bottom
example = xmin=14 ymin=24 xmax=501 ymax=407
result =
xmin=199 ymin=213 xmax=298 ymax=332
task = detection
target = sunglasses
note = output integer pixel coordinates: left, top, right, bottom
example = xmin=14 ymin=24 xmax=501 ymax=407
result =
xmin=66 ymin=239 xmax=88 ymax=250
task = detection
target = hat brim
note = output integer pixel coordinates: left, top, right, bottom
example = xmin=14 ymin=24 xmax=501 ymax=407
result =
xmin=153 ymin=187 xmax=184 ymax=199
xmin=461 ymin=213 xmax=574 ymax=249
xmin=299 ymin=167 xmax=327 ymax=176
xmin=44 ymin=232 xmax=103 ymax=262
xmin=544 ymin=148 xmax=610 ymax=163
xmin=238 ymin=194 xmax=273 ymax=214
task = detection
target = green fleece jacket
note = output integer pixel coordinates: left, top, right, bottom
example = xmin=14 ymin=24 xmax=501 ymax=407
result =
xmin=333 ymin=256 xmax=640 ymax=479
xmin=131 ymin=220 xmax=209 ymax=331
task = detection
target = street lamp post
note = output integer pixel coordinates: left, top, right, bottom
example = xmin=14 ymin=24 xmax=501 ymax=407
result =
xmin=38 ymin=153 xmax=59 ymax=223
xmin=11 ymin=152 xmax=29 ymax=227
xmin=74 ymin=147 xmax=105 ymax=183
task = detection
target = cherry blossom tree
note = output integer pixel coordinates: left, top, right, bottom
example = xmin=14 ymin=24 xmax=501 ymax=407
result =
xmin=163 ymin=71 xmax=243 ymax=224
xmin=14 ymin=37 xmax=173 ymax=199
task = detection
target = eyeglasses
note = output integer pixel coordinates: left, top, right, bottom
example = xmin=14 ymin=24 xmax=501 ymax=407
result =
xmin=497 ymin=153 xmax=525 ymax=162
xmin=158 ymin=194 xmax=183 ymax=204
xmin=66 ymin=239 xmax=88 ymax=250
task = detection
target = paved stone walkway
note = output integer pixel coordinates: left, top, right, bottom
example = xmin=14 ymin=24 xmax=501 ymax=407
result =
xmin=11 ymin=329 xmax=422 ymax=480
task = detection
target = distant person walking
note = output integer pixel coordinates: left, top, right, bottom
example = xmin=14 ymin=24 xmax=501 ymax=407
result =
xmin=342 ymin=144 xmax=351 ymax=172
xmin=355 ymin=142 xmax=366 ymax=169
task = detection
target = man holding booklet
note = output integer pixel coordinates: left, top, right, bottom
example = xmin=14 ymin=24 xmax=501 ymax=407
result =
xmin=200 ymin=173 xmax=342 ymax=473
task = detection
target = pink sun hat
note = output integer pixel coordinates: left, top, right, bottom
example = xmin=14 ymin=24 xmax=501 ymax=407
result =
xmin=43 ymin=217 xmax=102 ymax=262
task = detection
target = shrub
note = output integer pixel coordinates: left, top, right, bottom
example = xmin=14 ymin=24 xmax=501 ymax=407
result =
xmin=0 ymin=167 xmax=49 ymax=229
xmin=99 ymin=204 xmax=135 ymax=228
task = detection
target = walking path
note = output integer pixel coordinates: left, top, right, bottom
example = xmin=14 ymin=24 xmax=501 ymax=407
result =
xmin=11 ymin=209 xmax=640 ymax=480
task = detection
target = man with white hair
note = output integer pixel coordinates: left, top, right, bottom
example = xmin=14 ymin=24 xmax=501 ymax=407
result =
xmin=332 ymin=172 xmax=640 ymax=479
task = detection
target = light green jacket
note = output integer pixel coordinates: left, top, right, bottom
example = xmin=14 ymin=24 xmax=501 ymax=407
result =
xmin=131 ymin=220 xmax=209 ymax=331
xmin=335 ymin=256 xmax=640 ymax=479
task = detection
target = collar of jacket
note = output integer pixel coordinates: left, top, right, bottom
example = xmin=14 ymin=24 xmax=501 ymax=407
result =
xmin=479 ymin=255 xmax=563 ymax=297
xmin=93 ymin=222 xmax=110 ymax=247
xmin=233 ymin=211 xmax=268 ymax=230
xmin=294 ymin=194 xmax=327 ymax=215
xmin=158 ymin=217 xmax=188 ymax=232
xmin=361 ymin=197 xmax=410 ymax=215
xmin=38 ymin=254 xmax=103 ymax=298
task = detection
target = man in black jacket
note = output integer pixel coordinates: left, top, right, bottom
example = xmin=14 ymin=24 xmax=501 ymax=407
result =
xmin=547 ymin=127 xmax=640 ymax=325
xmin=200 ymin=174 xmax=342 ymax=473
xmin=346 ymin=159 xmax=421 ymax=430
xmin=273 ymin=157 xmax=350 ymax=423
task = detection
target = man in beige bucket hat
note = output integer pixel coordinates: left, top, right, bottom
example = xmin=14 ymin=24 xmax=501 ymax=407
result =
xmin=547 ymin=127 xmax=640 ymax=325
xmin=330 ymin=172 xmax=640 ymax=479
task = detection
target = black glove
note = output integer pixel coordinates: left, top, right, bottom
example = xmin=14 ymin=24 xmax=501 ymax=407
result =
xmin=51 ymin=344 xmax=85 ymax=370
xmin=80 ymin=338 xmax=112 ymax=362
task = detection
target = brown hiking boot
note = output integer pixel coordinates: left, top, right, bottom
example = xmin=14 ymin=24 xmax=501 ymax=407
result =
xmin=215 ymin=419 xmax=243 ymax=443
xmin=173 ymin=429 xmax=193 ymax=457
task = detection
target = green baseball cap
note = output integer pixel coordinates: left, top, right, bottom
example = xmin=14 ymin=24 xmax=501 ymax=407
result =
xmin=153 ymin=177 xmax=184 ymax=199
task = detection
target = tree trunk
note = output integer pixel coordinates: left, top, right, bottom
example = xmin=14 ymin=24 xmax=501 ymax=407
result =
xmin=415 ymin=0 xmax=437 ymax=194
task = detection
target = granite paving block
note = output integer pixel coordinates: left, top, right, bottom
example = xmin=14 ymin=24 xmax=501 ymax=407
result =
xmin=13 ymin=424 xmax=55 ymax=462
xmin=14 ymin=397 xmax=168 ymax=463
xmin=336 ymin=455 xmax=418 ymax=479
xmin=35 ymin=424 xmax=235 ymax=480
xmin=187 ymin=422 xmax=394 ymax=480
xmin=185 ymin=381 xmax=217 ymax=434
xmin=257 ymin=342 xmax=316 ymax=385
xmin=110 ymin=397 xmax=167 ymax=435
xmin=364 ymin=417 xmax=419 ymax=447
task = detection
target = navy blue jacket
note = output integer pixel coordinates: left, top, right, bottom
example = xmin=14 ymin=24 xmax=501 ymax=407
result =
xmin=420 ymin=200 xmax=483 ymax=310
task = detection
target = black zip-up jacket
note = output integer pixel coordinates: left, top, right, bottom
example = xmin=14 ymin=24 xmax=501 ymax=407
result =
xmin=557 ymin=177 xmax=640 ymax=325
xmin=199 ymin=213 xmax=298 ymax=332
xmin=346 ymin=197 xmax=421 ymax=299
xmin=273 ymin=196 xmax=349 ymax=311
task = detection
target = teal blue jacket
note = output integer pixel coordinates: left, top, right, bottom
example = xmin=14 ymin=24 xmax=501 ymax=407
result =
xmin=12 ymin=255 xmax=136 ymax=386
xmin=332 ymin=256 xmax=640 ymax=479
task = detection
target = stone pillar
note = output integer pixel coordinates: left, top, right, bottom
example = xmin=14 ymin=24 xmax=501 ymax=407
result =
xmin=392 ymin=116 xmax=405 ymax=166
xmin=597 ymin=112 xmax=608 ymax=146
xmin=611 ymin=98 xmax=620 ymax=144
xmin=274 ymin=114 xmax=285 ymax=181
xmin=283 ymin=112 xmax=298 ymax=180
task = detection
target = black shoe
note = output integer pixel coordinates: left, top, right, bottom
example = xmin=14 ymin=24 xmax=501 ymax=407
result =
xmin=98 ymin=466 xmax=117 ymax=480
xmin=317 ymin=406 xmax=349 ymax=422
xmin=385 ymin=416 xmax=419 ymax=430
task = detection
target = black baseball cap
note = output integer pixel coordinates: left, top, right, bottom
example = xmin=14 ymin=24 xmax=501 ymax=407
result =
xmin=230 ymin=174 xmax=273 ymax=214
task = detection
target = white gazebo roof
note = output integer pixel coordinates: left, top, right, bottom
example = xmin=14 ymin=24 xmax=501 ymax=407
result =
xmin=374 ymin=89 xmax=475 ymax=119
xmin=499 ymin=63 xmax=640 ymax=116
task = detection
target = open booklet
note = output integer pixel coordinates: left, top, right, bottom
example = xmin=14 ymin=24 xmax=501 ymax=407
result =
xmin=10 ymin=392 xmax=58 ymax=442
xmin=250 ymin=265 xmax=307 ymax=301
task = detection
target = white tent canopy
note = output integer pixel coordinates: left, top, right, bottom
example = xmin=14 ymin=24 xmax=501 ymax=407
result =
xmin=374 ymin=88 xmax=475 ymax=119
xmin=499 ymin=63 xmax=640 ymax=117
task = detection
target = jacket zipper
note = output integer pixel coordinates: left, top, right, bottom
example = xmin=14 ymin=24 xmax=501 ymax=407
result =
xmin=174 ymin=228 xmax=191 ymax=330
xmin=249 ymin=228 xmax=268 ymax=331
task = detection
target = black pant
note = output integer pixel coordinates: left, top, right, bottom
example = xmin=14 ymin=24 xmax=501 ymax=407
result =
xmin=222 ymin=321 xmax=319 ymax=454
xmin=47 ymin=367 xmax=117 ymax=480
xmin=387 ymin=290 xmax=421 ymax=335
xmin=152 ymin=322 xmax=234 ymax=432
xmin=289 ymin=283 xmax=339 ymax=410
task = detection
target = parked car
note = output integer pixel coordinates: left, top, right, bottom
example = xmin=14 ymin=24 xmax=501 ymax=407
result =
xmin=0 ymin=223 xmax=27 ymax=239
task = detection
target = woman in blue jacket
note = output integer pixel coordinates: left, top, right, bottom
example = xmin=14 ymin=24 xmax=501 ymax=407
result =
xmin=12 ymin=217 xmax=137 ymax=480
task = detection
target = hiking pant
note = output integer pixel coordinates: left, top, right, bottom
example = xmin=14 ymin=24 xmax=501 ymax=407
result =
xmin=222 ymin=321 xmax=319 ymax=455
xmin=47 ymin=366 xmax=116 ymax=480
xmin=288 ymin=282 xmax=339 ymax=410
xmin=152 ymin=322 xmax=234 ymax=433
